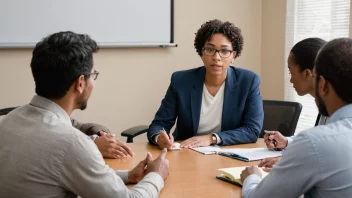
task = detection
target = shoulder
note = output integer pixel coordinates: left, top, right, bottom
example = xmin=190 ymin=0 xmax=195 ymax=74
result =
xmin=291 ymin=121 xmax=352 ymax=154
xmin=297 ymin=121 xmax=345 ymax=141
xmin=292 ymin=126 xmax=326 ymax=144
xmin=230 ymin=66 xmax=259 ymax=79
xmin=171 ymin=66 xmax=204 ymax=80
xmin=63 ymin=126 xmax=100 ymax=155
xmin=228 ymin=66 xmax=260 ymax=88
xmin=167 ymin=66 xmax=205 ymax=90
xmin=48 ymin=124 xmax=93 ymax=150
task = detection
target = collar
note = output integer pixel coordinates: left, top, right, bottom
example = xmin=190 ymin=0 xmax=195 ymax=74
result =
xmin=29 ymin=95 xmax=72 ymax=126
xmin=327 ymin=104 xmax=352 ymax=124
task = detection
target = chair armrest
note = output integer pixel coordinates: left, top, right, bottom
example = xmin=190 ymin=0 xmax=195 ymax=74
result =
xmin=121 ymin=125 xmax=149 ymax=139
xmin=0 ymin=107 xmax=18 ymax=116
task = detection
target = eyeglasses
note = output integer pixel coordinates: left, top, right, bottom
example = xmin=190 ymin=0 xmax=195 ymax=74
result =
xmin=90 ymin=71 xmax=99 ymax=80
xmin=202 ymin=47 xmax=233 ymax=58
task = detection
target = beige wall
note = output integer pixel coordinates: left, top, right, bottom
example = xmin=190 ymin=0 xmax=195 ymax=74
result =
xmin=0 ymin=0 xmax=262 ymax=141
xmin=350 ymin=1 xmax=352 ymax=36
xmin=261 ymin=0 xmax=352 ymax=100
xmin=260 ymin=0 xmax=287 ymax=100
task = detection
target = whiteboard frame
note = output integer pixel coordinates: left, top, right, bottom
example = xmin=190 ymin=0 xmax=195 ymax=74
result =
xmin=0 ymin=42 xmax=178 ymax=48
xmin=0 ymin=0 xmax=176 ymax=48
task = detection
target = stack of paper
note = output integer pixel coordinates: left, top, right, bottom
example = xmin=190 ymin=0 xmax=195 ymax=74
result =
xmin=219 ymin=148 xmax=282 ymax=161
xmin=191 ymin=146 xmax=222 ymax=155
xmin=190 ymin=146 xmax=282 ymax=161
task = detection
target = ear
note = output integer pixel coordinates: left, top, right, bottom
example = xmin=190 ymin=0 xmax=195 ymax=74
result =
xmin=318 ymin=76 xmax=329 ymax=96
xmin=231 ymin=51 xmax=237 ymax=63
xmin=74 ymin=75 xmax=86 ymax=94
xmin=304 ymin=69 xmax=313 ymax=79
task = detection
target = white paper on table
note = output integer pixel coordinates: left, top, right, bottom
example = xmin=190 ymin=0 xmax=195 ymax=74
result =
xmin=191 ymin=146 xmax=222 ymax=155
xmin=220 ymin=148 xmax=282 ymax=161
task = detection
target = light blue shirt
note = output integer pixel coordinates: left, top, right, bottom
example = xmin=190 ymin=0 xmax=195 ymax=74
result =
xmin=243 ymin=104 xmax=352 ymax=198
xmin=286 ymin=114 xmax=329 ymax=145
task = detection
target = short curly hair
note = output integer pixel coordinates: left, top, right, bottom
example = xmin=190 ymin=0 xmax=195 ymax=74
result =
xmin=194 ymin=19 xmax=244 ymax=58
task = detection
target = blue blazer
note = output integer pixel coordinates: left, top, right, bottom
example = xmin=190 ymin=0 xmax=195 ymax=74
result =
xmin=147 ymin=66 xmax=264 ymax=146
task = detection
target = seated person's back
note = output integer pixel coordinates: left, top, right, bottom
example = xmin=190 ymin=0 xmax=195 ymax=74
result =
xmin=0 ymin=100 xmax=97 ymax=197
xmin=0 ymin=31 xmax=169 ymax=198
xmin=301 ymin=116 xmax=352 ymax=197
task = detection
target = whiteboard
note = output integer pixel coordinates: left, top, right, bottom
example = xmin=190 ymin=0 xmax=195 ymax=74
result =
xmin=0 ymin=0 xmax=175 ymax=48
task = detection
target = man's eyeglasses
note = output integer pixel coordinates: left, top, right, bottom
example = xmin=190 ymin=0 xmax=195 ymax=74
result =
xmin=90 ymin=71 xmax=99 ymax=80
xmin=202 ymin=47 xmax=233 ymax=58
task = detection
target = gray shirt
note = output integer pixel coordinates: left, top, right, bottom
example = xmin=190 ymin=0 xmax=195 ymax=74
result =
xmin=243 ymin=104 xmax=352 ymax=198
xmin=0 ymin=95 xmax=164 ymax=198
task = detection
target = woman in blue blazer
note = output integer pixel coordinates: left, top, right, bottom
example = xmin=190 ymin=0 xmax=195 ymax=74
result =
xmin=147 ymin=19 xmax=264 ymax=149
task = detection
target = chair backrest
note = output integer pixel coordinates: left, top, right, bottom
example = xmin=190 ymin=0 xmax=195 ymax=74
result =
xmin=314 ymin=113 xmax=330 ymax=126
xmin=0 ymin=107 xmax=18 ymax=116
xmin=259 ymin=100 xmax=302 ymax=137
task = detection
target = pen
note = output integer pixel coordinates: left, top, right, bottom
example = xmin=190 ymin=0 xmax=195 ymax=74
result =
xmin=218 ymin=152 xmax=249 ymax=162
xmin=264 ymin=130 xmax=278 ymax=148
xmin=229 ymin=153 xmax=249 ymax=161
xmin=162 ymin=127 xmax=172 ymax=144
xmin=265 ymin=130 xmax=282 ymax=151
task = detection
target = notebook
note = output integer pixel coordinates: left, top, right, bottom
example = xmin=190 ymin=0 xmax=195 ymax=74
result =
xmin=216 ymin=166 xmax=269 ymax=186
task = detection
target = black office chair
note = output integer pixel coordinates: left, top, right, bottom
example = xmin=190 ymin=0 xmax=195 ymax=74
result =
xmin=122 ymin=100 xmax=304 ymax=142
xmin=120 ymin=125 xmax=149 ymax=143
xmin=259 ymin=100 xmax=302 ymax=138
xmin=315 ymin=113 xmax=330 ymax=126
xmin=0 ymin=107 xmax=17 ymax=116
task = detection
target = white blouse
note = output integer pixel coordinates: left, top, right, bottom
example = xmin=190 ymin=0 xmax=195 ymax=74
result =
xmin=197 ymin=82 xmax=225 ymax=138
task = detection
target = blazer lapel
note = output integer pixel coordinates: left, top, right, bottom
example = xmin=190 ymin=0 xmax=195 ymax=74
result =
xmin=191 ymin=67 xmax=205 ymax=135
xmin=222 ymin=67 xmax=238 ymax=131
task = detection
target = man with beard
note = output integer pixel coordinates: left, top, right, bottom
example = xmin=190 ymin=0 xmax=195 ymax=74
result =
xmin=240 ymin=37 xmax=352 ymax=198
xmin=0 ymin=31 xmax=169 ymax=198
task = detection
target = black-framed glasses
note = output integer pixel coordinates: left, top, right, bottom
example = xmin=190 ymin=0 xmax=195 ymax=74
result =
xmin=90 ymin=71 xmax=99 ymax=80
xmin=202 ymin=47 xmax=233 ymax=58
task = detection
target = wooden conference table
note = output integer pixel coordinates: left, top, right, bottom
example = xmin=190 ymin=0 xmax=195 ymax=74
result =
xmin=105 ymin=139 xmax=267 ymax=198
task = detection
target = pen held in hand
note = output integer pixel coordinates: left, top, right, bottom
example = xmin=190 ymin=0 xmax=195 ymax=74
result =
xmin=265 ymin=130 xmax=283 ymax=151
xmin=264 ymin=130 xmax=277 ymax=148
xmin=162 ymin=127 xmax=172 ymax=144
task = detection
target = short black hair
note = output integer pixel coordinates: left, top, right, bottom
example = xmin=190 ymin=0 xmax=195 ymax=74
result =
xmin=315 ymin=38 xmax=352 ymax=103
xmin=290 ymin=37 xmax=326 ymax=71
xmin=30 ymin=31 xmax=99 ymax=99
xmin=194 ymin=19 xmax=243 ymax=58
